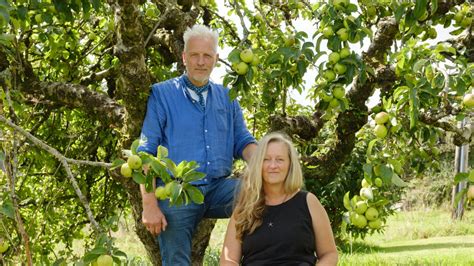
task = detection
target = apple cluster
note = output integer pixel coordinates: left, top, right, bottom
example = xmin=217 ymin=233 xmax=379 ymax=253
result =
xmin=120 ymin=154 xmax=142 ymax=178
xmin=344 ymin=178 xmax=385 ymax=230
xmin=373 ymin=111 xmax=390 ymax=139
xmin=453 ymin=4 xmax=473 ymax=29
xmin=232 ymin=48 xmax=260 ymax=76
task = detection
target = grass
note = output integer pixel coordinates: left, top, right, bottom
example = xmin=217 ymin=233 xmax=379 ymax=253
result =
xmin=110 ymin=207 xmax=474 ymax=265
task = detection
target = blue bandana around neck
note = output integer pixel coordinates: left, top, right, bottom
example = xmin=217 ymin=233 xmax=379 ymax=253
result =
xmin=183 ymin=75 xmax=210 ymax=109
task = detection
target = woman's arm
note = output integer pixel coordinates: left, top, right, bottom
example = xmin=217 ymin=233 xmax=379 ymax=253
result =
xmin=307 ymin=193 xmax=338 ymax=266
xmin=220 ymin=215 xmax=242 ymax=265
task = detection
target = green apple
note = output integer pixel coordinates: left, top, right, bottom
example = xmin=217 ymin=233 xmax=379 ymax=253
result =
xmin=360 ymin=187 xmax=374 ymax=200
xmin=340 ymin=47 xmax=351 ymax=58
xmin=454 ymin=11 xmax=465 ymax=24
xmin=368 ymin=218 xmax=382 ymax=229
xmin=127 ymin=155 xmax=142 ymax=170
xmin=240 ymin=49 xmax=254 ymax=63
xmin=374 ymin=124 xmax=388 ymax=138
xmin=120 ymin=163 xmax=132 ymax=178
xmin=461 ymin=15 xmax=472 ymax=29
xmin=155 ymin=186 xmax=168 ymax=200
xmin=321 ymin=93 xmax=333 ymax=102
xmin=234 ymin=62 xmax=249 ymax=75
xmin=333 ymin=0 xmax=348 ymax=10
xmin=337 ymin=28 xmax=349 ymax=41
xmin=367 ymin=6 xmax=377 ymax=18
xmin=250 ymin=55 xmax=260 ymax=66
xmin=328 ymin=52 xmax=340 ymax=64
xmin=365 ymin=207 xmax=379 ymax=221
xmin=354 ymin=201 xmax=368 ymax=215
xmin=285 ymin=35 xmax=296 ymax=46
xmin=374 ymin=111 xmax=389 ymax=124
xmin=351 ymin=213 xmax=367 ymax=228
xmin=463 ymin=93 xmax=474 ymax=108
xmin=0 ymin=238 xmax=9 ymax=253
xmin=321 ymin=27 xmax=334 ymax=38
xmin=323 ymin=70 xmax=336 ymax=82
xmin=329 ymin=98 xmax=339 ymax=108
xmin=374 ymin=178 xmax=383 ymax=187
xmin=332 ymin=86 xmax=345 ymax=99
xmin=334 ymin=63 xmax=347 ymax=74
xmin=96 ymin=254 xmax=113 ymax=266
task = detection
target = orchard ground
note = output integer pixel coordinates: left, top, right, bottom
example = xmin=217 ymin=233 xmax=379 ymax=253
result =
xmin=101 ymin=206 xmax=474 ymax=265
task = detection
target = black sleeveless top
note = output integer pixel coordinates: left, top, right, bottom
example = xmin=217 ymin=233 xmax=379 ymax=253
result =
xmin=241 ymin=191 xmax=317 ymax=265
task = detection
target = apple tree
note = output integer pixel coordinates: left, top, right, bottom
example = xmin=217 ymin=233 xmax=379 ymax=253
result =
xmin=0 ymin=0 xmax=472 ymax=264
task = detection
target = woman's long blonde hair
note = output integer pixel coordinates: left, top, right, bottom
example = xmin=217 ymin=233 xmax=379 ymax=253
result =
xmin=233 ymin=132 xmax=304 ymax=240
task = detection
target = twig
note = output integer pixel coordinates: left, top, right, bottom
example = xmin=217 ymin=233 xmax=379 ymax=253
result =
xmin=0 ymin=115 xmax=108 ymax=232
xmin=230 ymin=0 xmax=250 ymax=46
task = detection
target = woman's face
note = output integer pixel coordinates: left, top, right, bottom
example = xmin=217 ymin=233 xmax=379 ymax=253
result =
xmin=262 ymin=141 xmax=290 ymax=186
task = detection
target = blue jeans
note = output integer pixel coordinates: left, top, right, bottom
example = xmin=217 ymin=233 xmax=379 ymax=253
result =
xmin=156 ymin=176 xmax=239 ymax=265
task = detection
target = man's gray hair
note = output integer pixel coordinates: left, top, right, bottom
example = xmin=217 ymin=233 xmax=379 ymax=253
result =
xmin=183 ymin=25 xmax=219 ymax=52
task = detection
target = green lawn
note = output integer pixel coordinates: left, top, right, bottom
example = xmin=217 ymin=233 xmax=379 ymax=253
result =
xmin=114 ymin=208 xmax=474 ymax=265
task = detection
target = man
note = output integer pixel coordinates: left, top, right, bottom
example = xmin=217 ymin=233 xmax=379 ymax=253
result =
xmin=137 ymin=24 xmax=257 ymax=265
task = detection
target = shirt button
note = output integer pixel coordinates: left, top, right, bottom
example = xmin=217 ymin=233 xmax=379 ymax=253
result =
xmin=206 ymin=145 xmax=210 ymax=149
xmin=207 ymin=162 xmax=210 ymax=165
xmin=204 ymin=178 xmax=207 ymax=182
xmin=204 ymin=129 xmax=208 ymax=133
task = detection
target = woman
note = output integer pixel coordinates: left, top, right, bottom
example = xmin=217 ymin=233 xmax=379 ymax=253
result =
xmin=220 ymin=132 xmax=338 ymax=265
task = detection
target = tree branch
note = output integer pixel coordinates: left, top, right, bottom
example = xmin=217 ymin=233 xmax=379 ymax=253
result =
xmin=0 ymin=114 xmax=108 ymax=232
xmin=18 ymin=80 xmax=125 ymax=128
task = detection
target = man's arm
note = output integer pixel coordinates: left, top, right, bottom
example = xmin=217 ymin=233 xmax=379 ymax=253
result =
xmin=140 ymin=174 xmax=167 ymax=235
xmin=242 ymin=143 xmax=257 ymax=163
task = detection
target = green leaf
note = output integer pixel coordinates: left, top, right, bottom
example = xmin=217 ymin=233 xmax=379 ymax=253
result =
xmin=363 ymin=163 xmax=373 ymax=178
xmin=1 ymin=200 xmax=14 ymax=219
xmin=315 ymin=35 xmax=324 ymax=53
xmin=110 ymin=159 xmax=125 ymax=170
xmin=183 ymin=171 xmax=206 ymax=183
xmin=112 ymin=249 xmax=127 ymax=258
xmin=430 ymin=0 xmax=438 ymax=15
xmin=88 ymin=246 xmax=107 ymax=255
xmin=175 ymin=160 xmax=187 ymax=177
xmin=228 ymin=48 xmax=241 ymax=64
xmin=0 ymin=151 xmax=4 ymax=161
xmin=453 ymin=188 xmax=466 ymax=207
xmin=131 ymin=139 xmax=140 ymax=154
xmin=395 ymin=6 xmax=406 ymax=22
xmin=82 ymin=253 xmax=101 ymax=264
xmin=454 ymin=172 xmax=468 ymax=184
xmin=413 ymin=59 xmax=427 ymax=73
xmin=157 ymin=145 xmax=168 ymax=160
xmin=343 ymin=191 xmax=352 ymax=211
xmin=378 ymin=165 xmax=393 ymax=183
xmin=132 ymin=171 xmax=146 ymax=184
xmin=169 ymin=182 xmax=182 ymax=206
xmin=184 ymin=184 xmax=204 ymax=204
xmin=366 ymin=139 xmax=379 ymax=160
xmin=391 ymin=173 xmax=408 ymax=187
xmin=413 ymin=0 xmax=427 ymax=20
xmin=409 ymin=86 xmax=418 ymax=129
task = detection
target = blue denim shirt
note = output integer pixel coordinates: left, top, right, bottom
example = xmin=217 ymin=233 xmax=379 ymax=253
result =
xmin=137 ymin=75 xmax=255 ymax=184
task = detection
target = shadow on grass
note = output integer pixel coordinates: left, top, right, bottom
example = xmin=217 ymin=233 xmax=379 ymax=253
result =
xmin=379 ymin=242 xmax=474 ymax=253
xmin=338 ymin=241 xmax=474 ymax=255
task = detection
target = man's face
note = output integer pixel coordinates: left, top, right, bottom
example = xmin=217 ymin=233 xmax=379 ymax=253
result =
xmin=182 ymin=37 xmax=219 ymax=87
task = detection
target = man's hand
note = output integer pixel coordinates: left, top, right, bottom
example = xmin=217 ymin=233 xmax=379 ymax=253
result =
xmin=142 ymin=203 xmax=168 ymax=235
